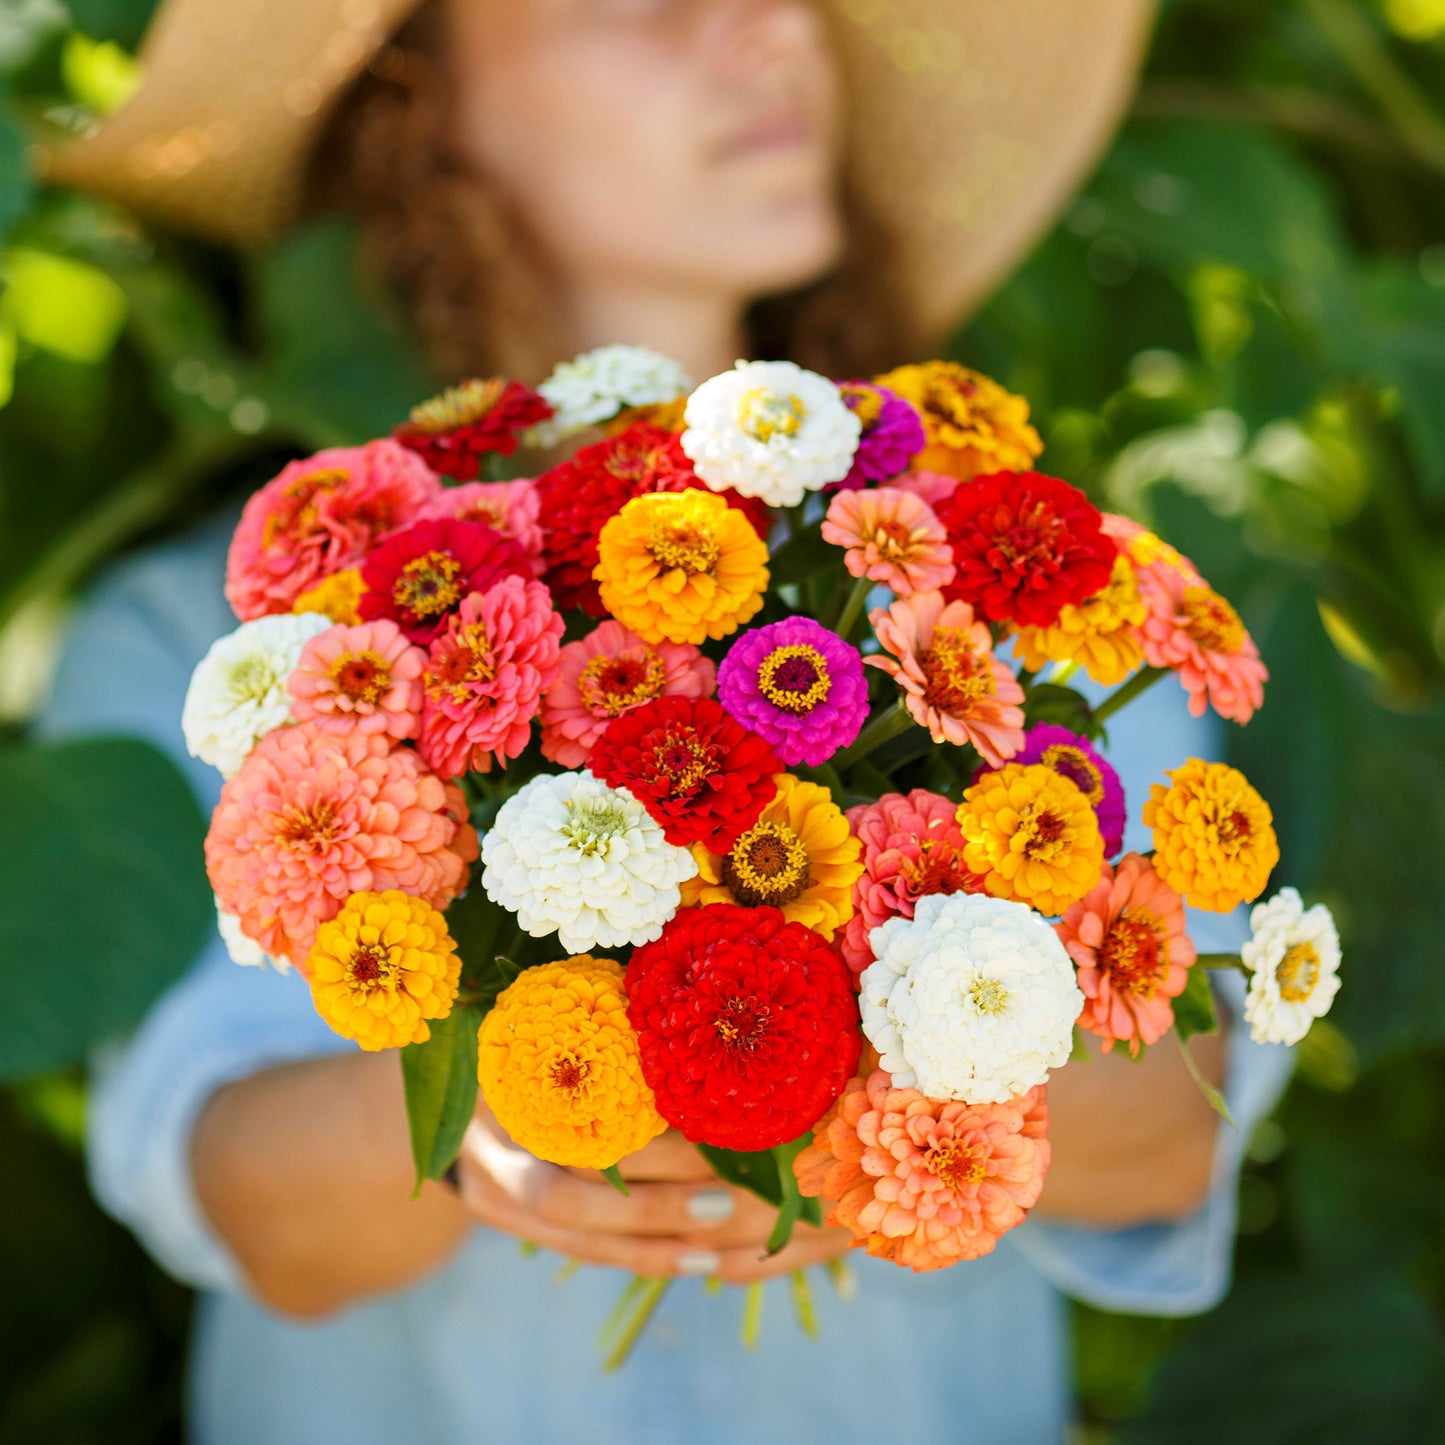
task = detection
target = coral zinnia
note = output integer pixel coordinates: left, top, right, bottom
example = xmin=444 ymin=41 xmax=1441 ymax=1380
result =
xmin=717 ymin=617 xmax=868 ymax=767
xmin=206 ymin=721 xmax=476 ymax=966
xmin=594 ymin=488 xmax=769 ymax=647
xmin=288 ymin=618 xmax=426 ymax=741
xmin=936 ymin=470 xmax=1117 ymax=629
xmin=795 ymin=1066 xmax=1050 ymax=1271
xmin=1144 ymin=759 xmax=1279 ymax=912
xmin=1012 ymin=551 xmax=1147 ymax=686
xmin=830 ymin=381 xmax=927 ymax=491
xmin=479 ymin=955 xmax=667 ymax=1169
xmin=359 ymin=516 xmax=530 ymax=646
xmin=538 ymin=619 xmax=715 ymax=769
xmin=681 ymin=773 xmax=863 ymax=940
xmin=306 ymin=890 xmax=460 ymax=1051
xmin=418 ymin=574 xmax=564 ymax=779
xmin=1057 ymin=853 xmax=1197 ymax=1056
xmin=625 ymin=903 xmax=861 ymax=1151
xmin=821 ymin=486 xmax=956 ymax=597
xmin=587 ymin=695 xmax=779 ymax=852
xmin=226 ymin=440 xmax=439 ymax=620
xmin=420 ymin=479 xmax=545 ymax=576
xmin=393 ymin=377 xmax=552 ymax=479
xmin=867 ymin=591 xmax=1025 ymax=767
xmin=957 ymin=762 xmax=1105 ymax=916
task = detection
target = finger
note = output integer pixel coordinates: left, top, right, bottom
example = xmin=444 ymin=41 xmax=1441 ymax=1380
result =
xmin=711 ymin=1224 xmax=857 ymax=1286
xmin=531 ymin=1172 xmax=778 ymax=1240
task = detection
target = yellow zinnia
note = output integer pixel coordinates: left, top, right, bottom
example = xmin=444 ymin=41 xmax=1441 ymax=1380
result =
xmin=1013 ymin=552 xmax=1148 ymax=685
xmin=294 ymin=566 xmax=365 ymax=624
xmin=306 ymin=889 xmax=460 ymax=1051
xmin=1144 ymin=759 xmax=1279 ymax=912
xmin=681 ymin=774 xmax=863 ymax=939
xmin=874 ymin=361 xmax=1041 ymax=481
xmin=478 ymin=956 xmax=666 ymax=1170
xmin=594 ymin=488 xmax=769 ymax=646
xmin=957 ymin=763 xmax=1104 ymax=916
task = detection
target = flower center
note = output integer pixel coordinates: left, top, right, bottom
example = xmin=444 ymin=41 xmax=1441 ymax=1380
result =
xmin=927 ymin=1137 xmax=988 ymax=1191
xmin=1182 ymin=586 xmax=1246 ymax=653
xmin=756 ymin=644 xmax=831 ymax=714
xmin=969 ymin=977 xmax=1010 ymax=1015
xmin=925 ymin=373 xmax=980 ymax=428
xmin=228 ymin=654 xmax=278 ymax=703
xmin=562 ymin=795 xmax=632 ymax=856
xmin=713 ymin=995 xmax=771 ymax=1051
xmin=737 ymin=386 xmax=805 ymax=442
xmin=722 ymin=820 xmax=810 ymax=906
xmin=394 ymin=549 xmax=464 ymax=620
xmin=646 ymin=728 xmax=720 ymax=796
xmin=990 ymin=502 xmax=1065 ymax=572
xmin=1100 ymin=907 xmax=1167 ymax=998
xmin=902 ymin=838 xmax=982 ymax=900
xmin=278 ymin=799 xmax=340 ymax=849
xmin=871 ymin=518 xmax=917 ymax=561
xmin=346 ymin=942 xmax=397 ymax=991
xmin=1275 ymin=941 xmax=1320 ymax=1003
xmin=328 ymin=649 xmax=392 ymax=705
xmin=1016 ymin=804 xmax=1068 ymax=861
xmin=1040 ymin=744 xmax=1103 ymax=805
xmin=409 ymin=376 xmax=506 ymax=432
xmin=647 ymin=518 xmax=719 ymax=575
xmin=840 ymin=382 xmax=883 ymax=432
xmin=261 ymin=467 xmax=347 ymax=549
xmin=920 ymin=626 xmax=996 ymax=715
xmin=425 ymin=623 xmax=496 ymax=704
xmin=577 ymin=649 xmax=666 ymax=717
xmin=548 ymin=1052 xmax=590 ymax=1094
xmin=1215 ymin=801 xmax=1255 ymax=851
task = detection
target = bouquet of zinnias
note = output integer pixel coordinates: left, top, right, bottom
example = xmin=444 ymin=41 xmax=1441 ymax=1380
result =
xmin=185 ymin=348 xmax=1340 ymax=1350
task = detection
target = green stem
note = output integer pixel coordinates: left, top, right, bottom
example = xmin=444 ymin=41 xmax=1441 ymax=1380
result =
xmin=1093 ymin=666 xmax=1167 ymax=724
xmin=1048 ymin=659 xmax=1081 ymax=686
xmin=1197 ymin=952 xmax=1249 ymax=975
xmin=740 ymin=1281 xmax=765 ymax=1350
xmin=831 ymin=574 xmax=873 ymax=641
xmin=790 ymin=1271 xmax=820 ymax=1340
xmin=831 ymin=700 xmax=914 ymax=770
xmin=600 ymin=1276 xmax=670 ymax=1372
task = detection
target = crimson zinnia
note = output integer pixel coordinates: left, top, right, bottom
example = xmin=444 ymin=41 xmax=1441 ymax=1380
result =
xmin=392 ymin=377 xmax=553 ymax=479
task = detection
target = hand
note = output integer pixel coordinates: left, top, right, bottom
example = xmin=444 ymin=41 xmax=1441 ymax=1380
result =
xmin=455 ymin=1098 xmax=853 ymax=1283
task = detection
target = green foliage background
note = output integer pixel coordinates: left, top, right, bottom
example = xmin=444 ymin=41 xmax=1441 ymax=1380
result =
xmin=1 ymin=0 xmax=1443 ymax=1438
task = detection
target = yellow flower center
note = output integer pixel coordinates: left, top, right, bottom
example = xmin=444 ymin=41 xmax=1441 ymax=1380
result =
xmin=1275 ymin=941 xmax=1320 ymax=1003
xmin=1015 ymin=803 xmax=1069 ymax=861
xmin=925 ymin=371 xmax=980 ymax=427
xmin=426 ymin=622 xmax=495 ymax=704
xmin=562 ymin=796 xmax=632 ymax=856
xmin=927 ymin=1137 xmax=987 ymax=1191
xmin=394 ymin=549 xmax=464 ymax=620
xmin=1100 ymin=907 xmax=1167 ymax=998
xmin=902 ymin=838 xmax=979 ymax=900
xmin=1182 ymin=586 xmax=1246 ymax=653
xmin=920 ymin=626 xmax=996 ymax=715
xmin=970 ymin=978 xmax=1010 ymax=1015
xmin=345 ymin=942 xmax=397 ymax=992
xmin=328 ymin=648 xmax=392 ymax=705
xmin=278 ymin=799 xmax=339 ymax=849
xmin=757 ymin=644 xmax=831 ymax=714
xmin=647 ymin=518 xmax=720 ymax=575
xmin=1041 ymin=744 xmax=1103 ymax=805
xmin=840 ymin=382 xmax=883 ymax=430
xmin=737 ymin=386 xmax=805 ymax=442
xmin=228 ymin=654 xmax=278 ymax=702
xmin=1214 ymin=798 xmax=1258 ymax=853
xmin=262 ymin=467 xmax=347 ymax=549
xmin=722 ymin=820 xmax=810 ymax=906
xmin=548 ymin=1052 xmax=591 ymax=1095
xmin=577 ymin=649 xmax=666 ymax=716
xmin=713 ymin=996 xmax=771 ymax=1051
xmin=870 ymin=518 xmax=918 ymax=561
xmin=409 ymin=376 xmax=506 ymax=432
xmin=647 ymin=729 xmax=720 ymax=795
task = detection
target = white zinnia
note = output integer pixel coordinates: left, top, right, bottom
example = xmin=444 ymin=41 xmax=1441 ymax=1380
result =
xmin=1241 ymin=887 xmax=1341 ymax=1046
xmin=529 ymin=344 xmax=693 ymax=447
xmin=859 ymin=892 xmax=1083 ymax=1105
xmin=480 ymin=771 xmax=697 ymax=954
xmin=182 ymin=612 xmax=332 ymax=777
xmin=681 ymin=359 xmax=861 ymax=507
xmin=215 ymin=898 xmax=292 ymax=974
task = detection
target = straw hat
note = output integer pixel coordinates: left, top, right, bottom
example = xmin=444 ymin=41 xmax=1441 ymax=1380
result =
xmin=41 ymin=0 xmax=1154 ymax=341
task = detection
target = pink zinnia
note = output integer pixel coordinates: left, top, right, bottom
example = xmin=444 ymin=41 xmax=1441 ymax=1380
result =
xmin=840 ymin=790 xmax=986 ymax=975
xmin=418 ymin=575 xmax=564 ymax=780
xmin=225 ymin=440 xmax=440 ymax=620
xmin=205 ymin=721 xmax=477 ymax=968
xmin=889 ymin=468 xmax=957 ymax=512
xmin=821 ymin=487 xmax=955 ymax=597
xmin=1056 ymin=851 xmax=1197 ymax=1056
xmin=795 ymin=1063 xmax=1050 ymax=1272
xmin=867 ymin=591 xmax=1025 ymax=766
xmin=421 ymin=479 xmax=545 ymax=577
xmin=538 ymin=619 xmax=715 ymax=768
xmin=288 ymin=619 xmax=426 ymax=740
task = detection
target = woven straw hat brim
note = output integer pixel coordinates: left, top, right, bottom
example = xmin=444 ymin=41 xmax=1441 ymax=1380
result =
xmin=42 ymin=0 xmax=1155 ymax=342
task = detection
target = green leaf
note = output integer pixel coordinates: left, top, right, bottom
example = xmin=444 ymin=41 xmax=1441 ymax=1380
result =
xmin=600 ymin=1164 xmax=629 ymax=1197
xmin=1174 ymin=1031 xmax=1234 ymax=1128
xmin=0 ymin=737 xmax=210 ymax=1081
xmin=1172 ymin=964 xmax=1219 ymax=1043
xmin=400 ymin=1004 xmax=481 ymax=1192
xmin=1023 ymin=682 xmax=1101 ymax=739
xmin=696 ymin=1143 xmax=782 ymax=1206
xmin=767 ymin=524 xmax=836 ymax=586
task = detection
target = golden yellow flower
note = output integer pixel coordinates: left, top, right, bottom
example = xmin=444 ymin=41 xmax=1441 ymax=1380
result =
xmin=874 ymin=361 xmax=1041 ymax=481
xmin=478 ymin=955 xmax=666 ymax=1169
xmin=305 ymin=889 xmax=460 ymax=1051
xmin=294 ymin=567 xmax=365 ymax=625
xmin=1144 ymin=759 xmax=1279 ymax=912
xmin=1013 ymin=552 xmax=1148 ymax=685
xmin=605 ymin=396 xmax=689 ymax=435
xmin=681 ymin=773 xmax=863 ymax=939
xmin=594 ymin=487 xmax=768 ymax=646
xmin=957 ymin=763 xmax=1105 ymax=916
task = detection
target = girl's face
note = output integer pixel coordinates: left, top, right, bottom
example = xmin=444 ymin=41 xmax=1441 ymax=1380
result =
xmin=444 ymin=0 xmax=844 ymax=303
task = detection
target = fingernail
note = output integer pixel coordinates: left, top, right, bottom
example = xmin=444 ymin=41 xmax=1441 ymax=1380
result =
xmin=677 ymin=1249 xmax=721 ymax=1276
xmin=687 ymin=1188 xmax=735 ymax=1224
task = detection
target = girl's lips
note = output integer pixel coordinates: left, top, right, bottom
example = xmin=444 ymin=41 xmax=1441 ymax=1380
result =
xmin=711 ymin=108 xmax=812 ymax=162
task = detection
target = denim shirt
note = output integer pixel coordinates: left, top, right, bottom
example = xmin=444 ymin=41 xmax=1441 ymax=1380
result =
xmin=37 ymin=507 xmax=1292 ymax=1445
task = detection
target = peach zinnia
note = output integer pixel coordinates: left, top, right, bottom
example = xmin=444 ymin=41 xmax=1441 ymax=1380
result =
xmin=288 ymin=619 xmax=426 ymax=740
xmin=821 ymin=486 xmax=955 ymax=596
xmin=421 ymin=478 xmax=546 ymax=576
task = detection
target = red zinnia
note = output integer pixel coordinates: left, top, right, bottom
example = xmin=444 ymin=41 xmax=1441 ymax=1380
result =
xmin=626 ymin=903 xmax=861 ymax=1151
xmin=359 ymin=516 xmax=530 ymax=644
xmin=393 ymin=377 xmax=553 ymax=479
xmin=588 ymin=696 xmax=779 ymax=852
xmin=936 ymin=470 xmax=1116 ymax=628
xmin=535 ymin=422 xmax=772 ymax=614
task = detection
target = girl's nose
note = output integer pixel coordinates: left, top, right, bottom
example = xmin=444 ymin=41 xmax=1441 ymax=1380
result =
xmin=704 ymin=0 xmax=827 ymax=81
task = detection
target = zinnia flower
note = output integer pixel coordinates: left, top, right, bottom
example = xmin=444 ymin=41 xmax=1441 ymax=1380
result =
xmin=1012 ymin=551 xmax=1147 ymax=686
xmin=418 ymin=575 xmax=564 ymax=779
xmin=182 ymin=612 xmax=333 ymax=776
xmin=1144 ymin=758 xmax=1279 ymax=912
xmin=890 ymin=468 xmax=957 ymax=511
xmin=531 ymin=344 xmax=693 ymax=448
xmin=861 ymin=892 xmax=1082 ymax=1103
xmin=587 ymin=695 xmax=779 ymax=852
xmin=873 ymin=362 xmax=1041 ymax=481
xmin=1241 ymin=887 xmax=1342 ymax=1045
xmin=305 ymin=889 xmax=461 ymax=1051
xmin=206 ymin=721 xmax=476 ymax=965
xmin=867 ymin=591 xmax=1025 ymax=766
xmin=716 ymin=617 xmax=868 ymax=767
xmin=421 ymin=479 xmax=545 ymax=575
xmin=830 ymin=381 xmax=927 ymax=491
xmin=226 ymin=440 xmax=439 ymax=619
xmin=681 ymin=359 xmax=861 ymax=506
xmin=936 ymin=471 xmax=1117 ymax=629
xmin=359 ymin=516 xmax=530 ymax=645
xmin=478 ymin=955 xmax=668 ymax=1168
xmin=392 ymin=377 xmax=552 ymax=479
xmin=821 ymin=487 xmax=956 ymax=597
xmin=293 ymin=568 xmax=365 ymax=625
xmin=288 ymin=618 xmax=426 ymax=740
xmin=594 ymin=488 xmax=769 ymax=646
xmin=795 ymin=1066 xmax=1050 ymax=1271
xmin=625 ymin=903 xmax=861 ymax=1151
xmin=840 ymin=789 xmax=987 ymax=975
xmin=479 ymin=771 xmax=697 ymax=953
xmin=1104 ymin=512 xmax=1203 ymax=582
xmin=957 ymin=762 xmax=1105 ymax=916
xmin=681 ymin=773 xmax=863 ymax=940
xmin=1056 ymin=853 xmax=1196 ymax=1055
xmin=538 ymin=619 xmax=715 ymax=768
